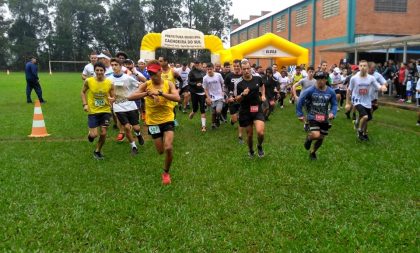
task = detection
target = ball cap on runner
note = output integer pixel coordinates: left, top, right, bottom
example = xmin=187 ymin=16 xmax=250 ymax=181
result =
xmin=147 ymin=63 xmax=162 ymax=73
xmin=351 ymin=65 xmax=359 ymax=72
xmin=97 ymin=53 xmax=111 ymax=60
xmin=313 ymin=71 xmax=329 ymax=80
xmin=138 ymin=58 xmax=146 ymax=63
xmin=333 ymin=67 xmax=341 ymax=73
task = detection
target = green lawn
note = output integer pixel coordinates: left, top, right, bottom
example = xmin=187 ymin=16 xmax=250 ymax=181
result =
xmin=0 ymin=72 xmax=419 ymax=252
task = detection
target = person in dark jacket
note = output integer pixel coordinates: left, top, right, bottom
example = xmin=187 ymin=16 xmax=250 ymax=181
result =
xmin=187 ymin=60 xmax=207 ymax=131
xmin=25 ymin=56 xmax=45 ymax=103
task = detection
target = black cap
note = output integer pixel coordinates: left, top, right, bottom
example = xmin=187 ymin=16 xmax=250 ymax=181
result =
xmin=124 ymin=59 xmax=134 ymax=65
xmin=116 ymin=51 xmax=128 ymax=59
xmin=193 ymin=59 xmax=200 ymax=63
xmin=314 ymin=71 xmax=329 ymax=80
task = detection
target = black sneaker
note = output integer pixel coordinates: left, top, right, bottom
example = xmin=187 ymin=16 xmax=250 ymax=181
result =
xmin=304 ymin=137 xmax=312 ymax=150
xmin=257 ymin=145 xmax=265 ymax=158
xmin=215 ymin=116 xmax=220 ymax=127
xmin=248 ymin=150 xmax=255 ymax=158
xmin=136 ymin=133 xmax=145 ymax=145
xmin=40 ymin=100 xmax=46 ymax=104
xmin=27 ymin=100 xmax=33 ymax=104
xmin=211 ymin=123 xmax=217 ymax=130
xmin=88 ymin=134 xmax=94 ymax=143
xmin=309 ymin=152 xmax=317 ymax=160
xmin=358 ymin=130 xmax=367 ymax=141
xmin=304 ymin=123 xmax=310 ymax=132
xmin=363 ymin=134 xmax=369 ymax=141
xmin=93 ymin=151 xmax=104 ymax=160
xmin=238 ymin=136 xmax=244 ymax=144
xmin=131 ymin=146 xmax=138 ymax=155
xmin=345 ymin=111 xmax=350 ymax=119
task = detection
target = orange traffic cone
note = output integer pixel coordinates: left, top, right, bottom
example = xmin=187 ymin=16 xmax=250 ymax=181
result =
xmin=28 ymin=100 xmax=50 ymax=137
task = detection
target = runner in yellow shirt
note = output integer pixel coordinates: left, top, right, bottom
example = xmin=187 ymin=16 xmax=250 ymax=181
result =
xmin=81 ymin=62 xmax=115 ymax=160
xmin=129 ymin=60 xmax=180 ymax=185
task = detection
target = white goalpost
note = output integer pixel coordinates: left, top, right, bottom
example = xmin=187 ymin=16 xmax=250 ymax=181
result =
xmin=48 ymin=60 xmax=89 ymax=74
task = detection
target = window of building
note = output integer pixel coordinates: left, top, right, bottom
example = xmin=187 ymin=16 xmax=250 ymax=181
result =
xmin=374 ymin=0 xmax=407 ymax=12
xmin=249 ymin=26 xmax=257 ymax=38
xmin=323 ymin=0 xmax=340 ymax=18
xmin=276 ymin=15 xmax=286 ymax=32
xmin=295 ymin=6 xmax=307 ymax=26
xmin=261 ymin=21 xmax=270 ymax=34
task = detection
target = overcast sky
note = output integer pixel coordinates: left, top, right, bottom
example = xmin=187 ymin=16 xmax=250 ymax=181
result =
xmin=231 ymin=0 xmax=303 ymax=21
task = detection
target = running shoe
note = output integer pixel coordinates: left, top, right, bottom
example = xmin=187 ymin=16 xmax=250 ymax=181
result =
xmin=363 ymin=134 xmax=369 ymax=141
xmin=248 ymin=150 xmax=255 ymax=158
xmin=189 ymin=112 xmax=194 ymax=119
xmin=131 ymin=146 xmax=139 ymax=155
xmin=116 ymin=133 xmax=125 ymax=142
xmin=257 ymin=145 xmax=265 ymax=158
xmin=345 ymin=111 xmax=351 ymax=119
xmin=304 ymin=123 xmax=310 ymax=132
xmin=211 ymin=123 xmax=217 ymax=130
xmin=358 ymin=130 xmax=367 ymax=141
xmin=93 ymin=151 xmax=104 ymax=160
xmin=304 ymin=137 xmax=312 ymax=150
xmin=162 ymin=172 xmax=171 ymax=185
xmin=309 ymin=152 xmax=317 ymax=160
xmin=238 ymin=136 xmax=244 ymax=144
xmin=201 ymin=126 xmax=207 ymax=132
xmin=136 ymin=133 xmax=145 ymax=145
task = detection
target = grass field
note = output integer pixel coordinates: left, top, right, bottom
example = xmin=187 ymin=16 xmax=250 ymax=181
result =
xmin=0 ymin=72 xmax=419 ymax=252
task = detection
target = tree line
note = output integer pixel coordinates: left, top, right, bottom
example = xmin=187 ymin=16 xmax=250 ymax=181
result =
xmin=0 ymin=0 xmax=233 ymax=71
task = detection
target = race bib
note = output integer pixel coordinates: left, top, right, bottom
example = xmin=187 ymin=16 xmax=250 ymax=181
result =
xmin=94 ymin=98 xmax=105 ymax=107
xmin=315 ymin=114 xmax=326 ymax=122
xmin=359 ymin=88 xmax=368 ymax=95
xmin=250 ymin=105 xmax=259 ymax=113
xmin=148 ymin=125 xmax=161 ymax=134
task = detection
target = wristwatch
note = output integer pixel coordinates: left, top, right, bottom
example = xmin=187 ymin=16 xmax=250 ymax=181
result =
xmin=158 ymin=90 xmax=163 ymax=96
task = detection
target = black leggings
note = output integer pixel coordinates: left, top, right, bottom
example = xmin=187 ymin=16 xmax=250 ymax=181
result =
xmin=191 ymin=93 xmax=206 ymax=113
xmin=278 ymin=92 xmax=286 ymax=106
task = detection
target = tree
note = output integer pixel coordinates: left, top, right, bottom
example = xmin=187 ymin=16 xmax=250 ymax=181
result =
xmin=145 ymin=0 xmax=183 ymax=32
xmin=0 ymin=1 xmax=11 ymax=67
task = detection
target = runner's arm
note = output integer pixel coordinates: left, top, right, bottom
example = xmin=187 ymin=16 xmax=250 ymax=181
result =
xmin=81 ymin=80 xmax=89 ymax=111
xmin=128 ymin=83 xmax=148 ymax=100
xmin=161 ymin=81 xmax=181 ymax=102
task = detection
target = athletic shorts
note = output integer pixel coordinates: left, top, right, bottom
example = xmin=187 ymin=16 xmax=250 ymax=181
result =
xmin=147 ymin=121 xmax=175 ymax=139
xmin=229 ymin=103 xmax=241 ymax=115
xmin=334 ymin=89 xmax=341 ymax=94
xmin=239 ymin=106 xmax=265 ymax=127
xmin=180 ymin=85 xmax=190 ymax=94
xmin=116 ymin=110 xmax=140 ymax=126
xmin=88 ymin=113 xmax=111 ymax=128
xmin=406 ymin=90 xmax=412 ymax=97
xmin=355 ymin=104 xmax=372 ymax=121
xmin=308 ymin=120 xmax=329 ymax=136
xmin=212 ymin=99 xmax=224 ymax=112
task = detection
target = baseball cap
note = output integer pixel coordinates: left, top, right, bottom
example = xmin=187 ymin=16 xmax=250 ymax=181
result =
xmin=147 ymin=63 xmax=162 ymax=73
xmin=351 ymin=65 xmax=359 ymax=72
xmin=333 ymin=67 xmax=341 ymax=73
xmin=138 ymin=58 xmax=146 ymax=63
xmin=97 ymin=53 xmax=111 ymax=60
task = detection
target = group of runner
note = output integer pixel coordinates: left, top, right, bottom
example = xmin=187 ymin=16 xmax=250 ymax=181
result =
xmin=80 ymin=51 xmax=389 ymax=184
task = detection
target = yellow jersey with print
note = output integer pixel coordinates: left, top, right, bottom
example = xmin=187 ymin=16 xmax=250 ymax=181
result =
xmin=293 ymin=73 xmax=304 ymax=91
xmin=86 ymin=77 xmax=112 ymax=114
xmin=161 ymin=68 xmax=178 ymax=107
xmin=145 ymin=80 xmax=175 ymax=125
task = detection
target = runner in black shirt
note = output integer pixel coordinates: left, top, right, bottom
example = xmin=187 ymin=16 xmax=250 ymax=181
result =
xmin=225 ymin=59 xmax=244 ymax=143
xmin=235 ymin=61 xmax=266 ymax=158
xmin=261 ymin=67 xmax=279 ymax=120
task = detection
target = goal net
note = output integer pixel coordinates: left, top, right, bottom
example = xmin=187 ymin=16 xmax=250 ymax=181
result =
xmin=48 ymin=61 xmax=89 ymax=74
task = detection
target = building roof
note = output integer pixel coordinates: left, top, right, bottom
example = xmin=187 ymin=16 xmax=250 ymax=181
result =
xmin=231 ymin=0 xmax=305 ymax=34
xmin=320 ymin=34 xmax=420 ymax=53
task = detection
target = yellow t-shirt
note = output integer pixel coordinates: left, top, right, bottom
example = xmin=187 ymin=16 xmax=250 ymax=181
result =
xmin=161 ymin=68 xmax=178 ymax=107
xmin=86 ymin=77 xmax=112 ymax=114
xmin=293 ymin=74 xmax=304 ymax=91
xmin=144 ymin=80 xmax=175 ymax=125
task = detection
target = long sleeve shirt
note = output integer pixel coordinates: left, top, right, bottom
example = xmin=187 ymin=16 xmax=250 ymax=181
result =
xmin=296 ymin=85 xmax=337 ymax=123
xmin=25 ymin=61 xmax=39 ymax=81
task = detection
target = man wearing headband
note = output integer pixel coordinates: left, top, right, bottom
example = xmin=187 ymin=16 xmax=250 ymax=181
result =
xmin=297 ymin=71 xmax=337 ymax=160
xmin=128 ymin=60 xmax=180 ymax=185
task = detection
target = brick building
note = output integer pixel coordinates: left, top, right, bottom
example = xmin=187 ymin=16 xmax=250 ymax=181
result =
xmin=230 ymin=0 xmax=420 ymax=68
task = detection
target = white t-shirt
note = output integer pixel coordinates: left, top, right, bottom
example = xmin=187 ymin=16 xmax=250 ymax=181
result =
xmin=105 ymin=66 xmax=113 ymax=77
xmin=108 ymin=73 xmax=139 ymax=112
xmin=371 ymin=71 xmax=387 ymax=100
xmin=416 ymin=79 xmax=420 ymax=99
xmin=299 ymin=78 xmax=316 ymax=92
xmin=82 ymin=63 xmax=95 ymax=77
xmin=273 ymin=71 xmax=281 ymax=81
xmin=329 ymin=73 xmax=342 ymax=89
xmin=203 ymin=72 xmax=224 ymax=101
xmin=278 ymin=76 xmax=290 ymax=93
xmin=349 ymin=73 xmax=381 ymax=108
xmin=176 ymin=68 xmax=190 ymax=88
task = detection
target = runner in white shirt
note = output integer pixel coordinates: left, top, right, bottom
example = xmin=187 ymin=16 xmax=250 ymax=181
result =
xmin=368 ymin=61 xmax=387 ymax=114
xmin=176 ymin=63 xmax=191 ymax=113
xmin=109 ymin=58 xmax=145 ymax=155
xmin=277 ymin=70 xmax=290 ymax=108
xmin=203 ymin=63 xmax=225 ymax=129
xmin=82 ymin=51 xmax=97 ymax=80
xmin=347 ymin=60 xmax=387 ymax=141
xmin=330 ymin=67 xmax=343 ymax=110
xmin=272 ymin=63 xmax=281 ymax=81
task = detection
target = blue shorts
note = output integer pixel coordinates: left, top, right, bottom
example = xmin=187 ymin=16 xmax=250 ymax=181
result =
xmin=406 ymin=90 xmax=412 ymax=97
xmin=88 ymin=113 xmax=111 ymax=128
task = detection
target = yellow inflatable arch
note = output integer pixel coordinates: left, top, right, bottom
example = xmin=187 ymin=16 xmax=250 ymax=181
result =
xmin=140 ymin=30 xmax=308 ymax=66
xmin=222 ymin=33 xmax=308 ymax=66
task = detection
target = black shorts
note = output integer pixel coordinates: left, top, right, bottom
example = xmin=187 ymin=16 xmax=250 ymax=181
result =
xmin=229 ymin=103 xmax=241 ymax=115
xmin=116 ymin=110 xmax=140 ymax=126
xmin=180 ymin=85 xmax=190 ymax=94
xmin=355 ymin=104 xmax=372 ymax=121
xmin=334 ymin=89 xmax=341 ymax=94
xmin=308 ymin=120 xmax=329 ymax=136
xmin=147 ymin=121 xmax=175 ymax=139
xmin=88 ymin=113 xmax=111 ymax=128
xmin=239 ymin=108 xmax=265 ymax=127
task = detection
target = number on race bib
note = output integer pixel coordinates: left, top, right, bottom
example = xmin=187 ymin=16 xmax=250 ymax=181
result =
xmin=94 ymin=98 xmax=105 ymax=107
xmin=359 ymin=88 xmax=368 ymax=95
xmin=315 ymin=114 xmax=326 ymax=122
xmin=250 ymin=105 xmax=259 ymax=113
xmin=148 ymin=125 xmax=161 ymax=134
